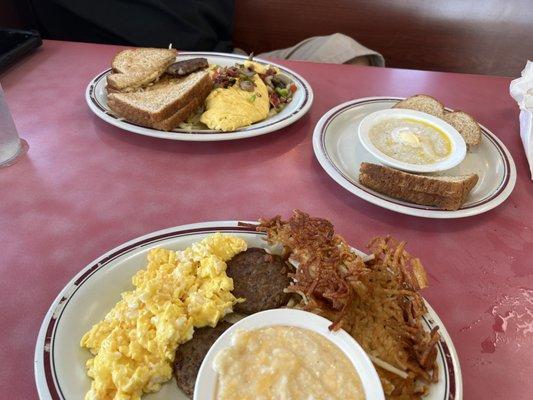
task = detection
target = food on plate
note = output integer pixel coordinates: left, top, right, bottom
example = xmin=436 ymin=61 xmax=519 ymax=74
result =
xmin=443 ymin=110 xmax=482 ymax=147
xmin=80 ymin=233 xmax=246 ymax=400
xmin=360 ymin=94 xmax=483 ymax=209
xmin=107 ymin=48 xmax=178 ymax=93
xmin=359 ymin=161 xmax=479 ymax=210
xmin=226 ymin=247 xmax=292 ymax=314
xmin=199 ymin=60 xmax=296 ymax=131
xmin=200 ymin=64 xmax=269 ymax=131
xmin=369 ymin=117 xmax=452 ymax=164
xmin=80 ymin=211 xmax=444 ymax=400
xmin=352 ymin=237 xmax=439 ymax=398
xmin=167 ymin=57 xmax=209 ymax=76
xmin=213 ymin=326 xmax=365 ymax=400
xmin=172 ymin=247 xmax=292 ymax=397
xmin=252 ymin=210 xmax=440 ymax=399
xmin=175 ymin=58 xmax=297 ymax=132
xmin=174 ymin=321 xmax=232 ymax=397
xmin=105 ymin=48 xmax=298 ymax=132
xmin=394 ymin=94 xmax=482 ymax=148
xmin=107 ymin=70 xmax=213 ymax=131
xmin=393 ymin=94 xmax=445 ymax=118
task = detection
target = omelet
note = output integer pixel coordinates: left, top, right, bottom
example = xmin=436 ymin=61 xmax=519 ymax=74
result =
xmin=200 ymin=64 xmax=270 ymax=132
xmin=80 ymin=233 xmax=247 ymax=400
xmin=243 ymin=60 xmax=276 ymax=75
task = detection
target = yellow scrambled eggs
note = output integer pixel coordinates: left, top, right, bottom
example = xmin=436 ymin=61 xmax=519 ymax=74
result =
xmin=80 ymin=233 xmax=247 ymax=400
xmin=200 ymin=61 xmax=271 ymax=131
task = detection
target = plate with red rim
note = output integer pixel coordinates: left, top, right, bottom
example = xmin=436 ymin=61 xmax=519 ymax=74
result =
xmin=34 ymin=221 xmax=462 ymax=400
xmin=86 ymin=52 xmax=314 ymax=141
xmin=313 ymin=97 xmax=516 ymax=218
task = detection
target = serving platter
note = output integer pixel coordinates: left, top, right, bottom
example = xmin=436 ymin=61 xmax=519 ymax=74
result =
xmin=86 ymin=52 xmax=313 ymax=141
xmin=313 ymin=97 xmax=516 ymax=218
xmin=35 ymin=221 xmax=462 ymax=400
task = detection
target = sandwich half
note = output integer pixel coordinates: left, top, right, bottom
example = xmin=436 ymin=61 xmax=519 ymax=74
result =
xmin=107 ymin=70 xmax=213 ymax=131
xmin=359 ymin=162 xmax=478 ymax=211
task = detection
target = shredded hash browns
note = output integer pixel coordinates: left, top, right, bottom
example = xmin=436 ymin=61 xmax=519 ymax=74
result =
xmin=251 ymin=210 xmax=440 ymax=399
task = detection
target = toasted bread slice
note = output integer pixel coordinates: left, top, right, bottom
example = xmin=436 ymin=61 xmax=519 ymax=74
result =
xmin=359 ymin=162 xmax=478 ymax=211
xmin=443 ymin=111 xmax=482 ymax=147
xmin=393 ymin=95 xmax=445 ymax=118
xmin=107 ymin=70 xmax=212 ymax=131
xmin=151 ymin=97 xmax=205 ymax=131
xmin=106 ymin=48 xmax=177 ymax=92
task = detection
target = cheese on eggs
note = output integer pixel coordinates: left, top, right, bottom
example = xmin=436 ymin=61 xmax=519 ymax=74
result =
xmin=80 ymin=233 xmax=247 ymax=400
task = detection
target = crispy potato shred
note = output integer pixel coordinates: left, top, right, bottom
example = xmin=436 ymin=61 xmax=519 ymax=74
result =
xmin=251 ymin=210 xmax=440 ymax=400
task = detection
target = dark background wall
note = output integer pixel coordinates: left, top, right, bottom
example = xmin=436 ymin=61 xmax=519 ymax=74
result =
xmin=2 ymin=0 xmax=531 ymax=77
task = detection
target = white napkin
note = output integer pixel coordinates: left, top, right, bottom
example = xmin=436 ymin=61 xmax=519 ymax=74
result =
xmin=510 ymin=61 xmax=533 ymax=179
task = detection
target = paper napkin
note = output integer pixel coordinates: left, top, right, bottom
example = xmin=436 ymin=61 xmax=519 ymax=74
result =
xmin=510 ymin=61 xmax=533 ymax=179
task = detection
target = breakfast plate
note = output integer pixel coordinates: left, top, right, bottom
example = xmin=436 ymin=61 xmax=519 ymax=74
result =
xmin=313 ymin=97 xmax=516 ymax=218
xmin=86 ymin=52 xmax=313 ymax=141
xmin=35 ymin=221 xmax=462 ymax=400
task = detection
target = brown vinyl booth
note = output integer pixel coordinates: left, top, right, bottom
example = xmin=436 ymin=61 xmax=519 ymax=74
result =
xmin=233 ymin=0 xmax=533 ymax=77
xmin=2 ymin=0 xmax=531 ymax=77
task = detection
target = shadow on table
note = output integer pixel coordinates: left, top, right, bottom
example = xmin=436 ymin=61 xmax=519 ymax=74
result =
xmin=91 ymin=114 xmax=311 ymax=160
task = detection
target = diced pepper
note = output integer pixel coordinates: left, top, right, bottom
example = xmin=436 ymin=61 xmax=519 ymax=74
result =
xmin=275 ymin=87 xmax=290 ymax=98
xmin=269 ymin=92 xmax=281 ymax=108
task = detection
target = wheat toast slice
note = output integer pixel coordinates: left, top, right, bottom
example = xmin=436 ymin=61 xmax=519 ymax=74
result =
xmin=107 ymin=70 xmax=212 ymax=129
xmin=443 ymin=111 xmax=482 ymax=147
xmin=393 ymin=95 xmax=445 ymax=118
xmin=106 ymin=48 xmax=177 ymax=92
xmin=359 ymin=162 xmax=478 ymax=211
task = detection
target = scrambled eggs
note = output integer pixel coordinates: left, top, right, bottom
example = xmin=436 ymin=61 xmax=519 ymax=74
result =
xmin=200 ymin=62 xmax=270 ymax=131
xmin=80 ymin=233 xmax=247 ymax=400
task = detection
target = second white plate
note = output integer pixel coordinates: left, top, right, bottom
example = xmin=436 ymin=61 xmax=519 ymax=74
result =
xmin=313 ymin=97 xmax=516 ymax=218
xmin=86 ymin=52 xmax=313 ymax=141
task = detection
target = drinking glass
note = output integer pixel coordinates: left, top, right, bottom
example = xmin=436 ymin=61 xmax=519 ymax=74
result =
xmin=0 ymin=84 xmax=27 ymax=168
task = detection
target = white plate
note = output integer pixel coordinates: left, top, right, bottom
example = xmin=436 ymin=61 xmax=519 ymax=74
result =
xmin=313 ymin=97 xmax=516 ymax=218
xmin=86 ymin=52 xmax=314 ymax=141
xmin=34 ymin=221 xmax=462 ymax=400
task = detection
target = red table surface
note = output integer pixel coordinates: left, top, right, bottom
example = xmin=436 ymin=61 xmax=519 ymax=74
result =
xmin=1 ymin=40 xmax=532 ymax=399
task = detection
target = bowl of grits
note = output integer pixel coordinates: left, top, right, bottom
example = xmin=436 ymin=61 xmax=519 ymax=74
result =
xmin=358 ymin=108 xmax=467 ymax=173
xmin=194 ymin=309 xmax=385 ymax=400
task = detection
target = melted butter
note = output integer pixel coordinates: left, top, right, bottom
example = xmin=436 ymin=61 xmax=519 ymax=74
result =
xmin=391 ymin=128 xmax=420 ymax=147
xmin=214 ymin=326 xmax=365 ymax=400
xmin=370 ymin=117 xmax=451 ymax=164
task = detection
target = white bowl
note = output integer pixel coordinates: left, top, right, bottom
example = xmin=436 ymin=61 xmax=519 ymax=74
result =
xmin=194 ymin=309 xmax=385 ymax=400
xmin=358 ymin=108 xmax=467 ymax=173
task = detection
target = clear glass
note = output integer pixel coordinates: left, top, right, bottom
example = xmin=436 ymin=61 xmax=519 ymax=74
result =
xmin=0 ymin=84 xmax=27 ymax=167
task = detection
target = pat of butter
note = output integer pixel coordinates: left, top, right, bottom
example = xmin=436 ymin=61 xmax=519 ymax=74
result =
xmin=391 ymin=128 xmax=420 ymax=147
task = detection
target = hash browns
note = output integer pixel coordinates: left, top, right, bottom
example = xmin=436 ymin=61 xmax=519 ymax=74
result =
xmin=252 ymin=210 xmax=440 ymax=400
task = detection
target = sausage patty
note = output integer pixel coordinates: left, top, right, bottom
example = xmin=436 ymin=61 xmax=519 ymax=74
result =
xmin=174 ymin=321 xmax=232 ymax=397
xmin=226 ymin=247 xmax=292 ymax=314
